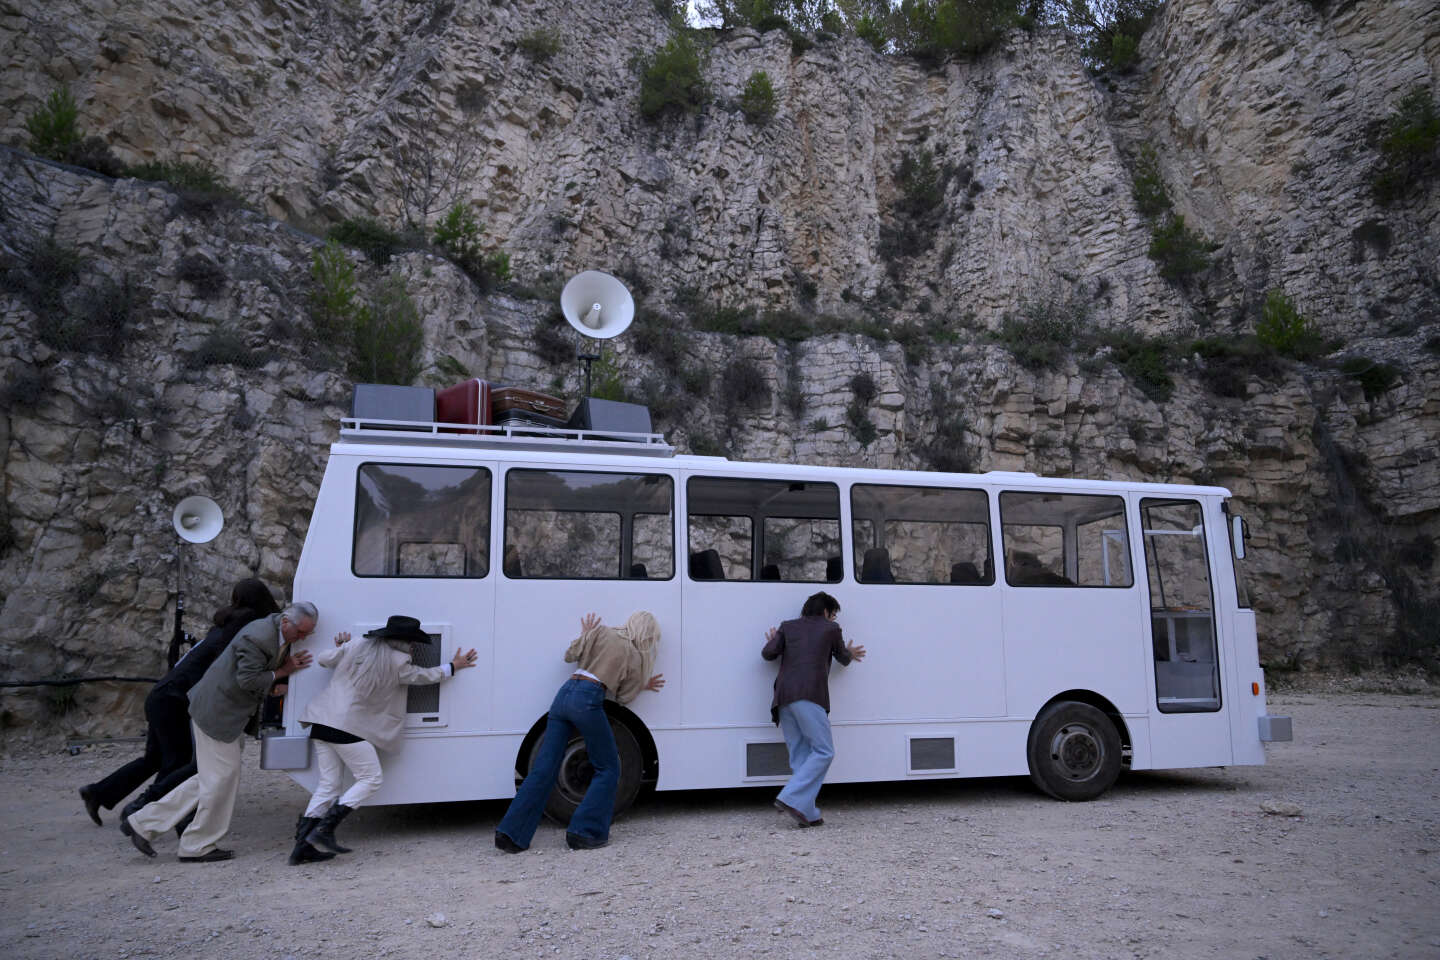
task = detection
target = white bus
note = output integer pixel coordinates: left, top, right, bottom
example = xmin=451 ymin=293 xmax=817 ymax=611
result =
xmin=267 ymin=413 xmax=1290 ymax=816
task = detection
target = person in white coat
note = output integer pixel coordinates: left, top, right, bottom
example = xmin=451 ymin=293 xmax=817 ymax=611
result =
xmin=290 ymin=615 xmax=476 ymax=864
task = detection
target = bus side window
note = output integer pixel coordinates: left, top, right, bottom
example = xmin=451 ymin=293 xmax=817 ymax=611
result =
xmin=353 ymin=463 xmax=492 ymax=578
xmin=687 ymin=476 xmax=841 ymax=583
xmin=504 ymin=469 xmax=674 ymax=580
xmin=999 ymin=492 xmax=1132 ymax=588
xmin=850 ymin=483 xmax=993 ymax=585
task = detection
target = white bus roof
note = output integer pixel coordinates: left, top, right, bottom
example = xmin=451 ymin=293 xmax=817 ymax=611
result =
xmin=330 ymin=419 xmax=1233 ymax=500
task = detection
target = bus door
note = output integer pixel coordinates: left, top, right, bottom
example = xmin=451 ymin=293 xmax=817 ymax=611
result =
xmin=491 ymin=465 xmax=683 ymax=742
xmin=1137 ymin=496 xmax=1233 ymax=768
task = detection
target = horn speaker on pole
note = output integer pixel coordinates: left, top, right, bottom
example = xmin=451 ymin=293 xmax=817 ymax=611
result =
xmin=561 ymin=271 xmax=634 ymax=340
xmin=172 ymin=495 xmax=224 ymax=544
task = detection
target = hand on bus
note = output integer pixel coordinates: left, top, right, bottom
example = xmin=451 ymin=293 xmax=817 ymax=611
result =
xmin=846 ymin=641 xmax=866 ymax=662
xmin=765 ymin=627 xmax=779 ymax=644
xmin=333 ymin=631 xmax=350 ymax=647
xmin=580 ymin=612 xmax=601 ymax=633
xmin=451 ymin=647 xmax=478 ymax=672
xmin=644 ymin=674 xmax=665 ymax=692
xmin=277 ymin=650 xmax=312 ymax=678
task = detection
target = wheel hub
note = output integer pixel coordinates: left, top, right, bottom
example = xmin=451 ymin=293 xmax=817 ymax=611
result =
xmin=1050 ymin=723 xmax=1103 ymax=781
xmin=556 ymin=743 xmax=594 ymax=801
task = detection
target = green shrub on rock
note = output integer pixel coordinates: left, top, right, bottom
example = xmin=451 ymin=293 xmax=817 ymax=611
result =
xmin=1372 ymin=87 xmax=1440 ymax=206
xmin=639 ymin=32 xmax=709 ymax=120
xmin=740 ymin=70 xmax=777 ymax=124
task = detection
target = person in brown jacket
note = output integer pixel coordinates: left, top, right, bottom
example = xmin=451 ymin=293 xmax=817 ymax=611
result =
xmin=762 ymin=591 xmax=865 ymax=827
xmin=495 ymin=611 xmax=663 ymax=853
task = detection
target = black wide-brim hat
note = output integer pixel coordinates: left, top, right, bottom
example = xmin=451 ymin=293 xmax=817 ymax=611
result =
xmin=363 ymin=615 xmax=432 ymax=644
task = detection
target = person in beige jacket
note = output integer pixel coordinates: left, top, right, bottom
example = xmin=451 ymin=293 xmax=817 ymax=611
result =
xmin=291 ymin=615 xmax=476 ymax=864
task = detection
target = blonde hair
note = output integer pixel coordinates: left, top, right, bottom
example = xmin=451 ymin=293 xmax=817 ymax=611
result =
xmin=616 ymin=611 xmax=660 ymax=680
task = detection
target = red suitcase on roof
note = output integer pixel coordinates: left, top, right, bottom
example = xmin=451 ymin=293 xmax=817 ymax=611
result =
xmin=436 ymin=379 xmax=492 ymax=434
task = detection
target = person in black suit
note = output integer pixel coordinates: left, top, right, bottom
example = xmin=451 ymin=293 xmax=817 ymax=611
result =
xmin=78 ymin=578 xmax=279 ymax=826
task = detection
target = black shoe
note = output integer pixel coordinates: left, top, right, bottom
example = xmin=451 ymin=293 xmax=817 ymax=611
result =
xmin=494 ymin=831 xmax=525 ymax=854
xmin=123 ymin=817 xmax=155 ymax=858
xmin=306 ymin=804 xmax=354 ymax=854
xmin=179 ymin=848 xmax=234 ymax=862
xmin=79 ymin=785 xmax=103 ymax=826
xmin=801 ymin=817 xmax=824 ymax=828
xmin=565 ymin=832 xmax=608 ymax=850
xmin=774 ymin=799 xmax=810 ymax=827
xmin=288 ymin=841 xmax=336 ymax=865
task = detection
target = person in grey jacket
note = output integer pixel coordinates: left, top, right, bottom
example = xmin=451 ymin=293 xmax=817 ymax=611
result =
xmin=290 ymin=615 xmax=476 ymax=863
xmin=762 ymin=591 xmax=865 ymax=828
xmin=123 ymin=602 xmax=317 ymax=862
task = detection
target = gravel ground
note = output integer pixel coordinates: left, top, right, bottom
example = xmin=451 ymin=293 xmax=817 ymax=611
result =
xmin=2 ymin=690 xmax=1437 ymax=960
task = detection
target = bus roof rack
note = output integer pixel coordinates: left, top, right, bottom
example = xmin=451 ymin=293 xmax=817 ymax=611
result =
xmin=338 ymin=417 xmax=676 ymax=457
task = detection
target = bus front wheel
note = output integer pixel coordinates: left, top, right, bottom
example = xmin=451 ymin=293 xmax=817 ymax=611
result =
xmin=532 ymin=718 xmax=644 ymax=824
xmin=1026 ymin=701 xmax=1121 ymax=801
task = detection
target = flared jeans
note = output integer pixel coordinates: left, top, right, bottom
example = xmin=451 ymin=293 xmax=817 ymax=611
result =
xmin=496 ymin=677 xmax=618 ymax=848
xmin=776 ymin=699 xmax=834 ymax=823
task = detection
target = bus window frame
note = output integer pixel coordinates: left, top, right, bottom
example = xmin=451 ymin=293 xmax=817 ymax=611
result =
xmin=503 ymin=467 xmax=676 ymax=582
xmin=848 ymin=482 xmax=995 ymax=587
xmin=685 ymin=475 xmax=842 ymax=584
xmin=999 ymin=491 xmax=1134 ymax=588
xmin=351 ymin=461 xmax=493 ymax=579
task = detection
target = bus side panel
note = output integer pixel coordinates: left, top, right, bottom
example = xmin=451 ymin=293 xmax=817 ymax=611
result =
xmin=681 ymin=582 xmax=813 ymax=728
xmin=841 ymin=585 xmax=1007 ymax=721
xmin=492 ymin=578 xmax=684 ymax=747
xmin=1002 ymin=586 xmax=1149 ymax=721
xmin=1228 ymin=609 xmax=1266 ymax=765
xmin=652 ymin=719 xmax=1032 ymax=791
xmin=285 ymin=453 xmax=503 ymax=803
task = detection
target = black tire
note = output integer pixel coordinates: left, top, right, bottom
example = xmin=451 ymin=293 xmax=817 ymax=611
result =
xmin=530 ymin=717 xmax=644 ymax=824
xmin=1026 ymin=701 xmax=1122 ymax=801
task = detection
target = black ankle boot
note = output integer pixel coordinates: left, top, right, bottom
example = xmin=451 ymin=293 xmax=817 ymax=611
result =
xmin=288 ymin=816 xmax=336 ymax=865
xmin=306 ymin=804 xmax=354 ymax=854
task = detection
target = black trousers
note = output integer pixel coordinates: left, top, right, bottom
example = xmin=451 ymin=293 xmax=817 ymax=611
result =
xmin=89 ymin=688 xmax=193 ymax=810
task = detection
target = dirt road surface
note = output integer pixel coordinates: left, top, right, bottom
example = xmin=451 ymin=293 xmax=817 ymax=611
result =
xmin=2 ymin=691 xmax=1437 ymax=960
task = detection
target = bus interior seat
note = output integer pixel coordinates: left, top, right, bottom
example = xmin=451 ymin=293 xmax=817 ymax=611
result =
xmin=861 ymin=548 xmax=895 ymax=583
xmin=950 ymin=561 xmax=981 ymax=584
xmin=760 ymin=563 xmax=781 ymax=581
xmin=689 ymin=549 xmax=724 ymax=581
xmin=629 ymin=562 xmax=647 ymax=579
xmin=826 ymin=556 xmax=843 ymax=582
xmin=1008 ymin=551 xmax=1072 ymax=586
xmin=502 ymin=545 xmax=522 ymax=579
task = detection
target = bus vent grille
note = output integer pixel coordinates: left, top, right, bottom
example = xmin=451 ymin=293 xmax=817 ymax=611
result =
xmin=910 ymin=737 xmax=955 ymax=771
xmin=745 ymin=741 xmax=792 ymax=778
xmin=406 ymin=633 xmax=442 ymax=715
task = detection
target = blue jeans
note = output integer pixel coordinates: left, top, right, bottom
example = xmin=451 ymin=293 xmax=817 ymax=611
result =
xmin=496 ymin=678 xmax=618 ymax=848
xmin=776 ymin=700 xmax=834 ymax=822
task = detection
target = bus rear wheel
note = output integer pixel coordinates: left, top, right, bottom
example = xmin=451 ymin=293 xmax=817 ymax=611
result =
xmin=532 ymin=718 xmax=644 ymax=824
xmin=1026 ymin=701 xmax=1121 ymax=801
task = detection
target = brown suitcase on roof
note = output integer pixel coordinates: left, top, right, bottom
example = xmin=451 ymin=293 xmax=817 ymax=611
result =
xmin=491 ymin=387 xmax=566 ymax=420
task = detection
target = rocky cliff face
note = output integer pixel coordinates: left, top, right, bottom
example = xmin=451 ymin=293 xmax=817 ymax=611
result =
xmin=1 ymin=0 xmax=1436 ymax=737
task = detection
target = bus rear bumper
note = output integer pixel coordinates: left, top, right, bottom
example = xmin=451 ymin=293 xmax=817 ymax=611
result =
xmin=1258 ymin=715 xmax=1293 ymax=742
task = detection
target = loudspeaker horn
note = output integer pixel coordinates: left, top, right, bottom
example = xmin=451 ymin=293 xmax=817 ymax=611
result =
xmin=561 ymin=271 xmax=634 ymax=340
xmin=173 ymin=496 xmax=224 ymax=544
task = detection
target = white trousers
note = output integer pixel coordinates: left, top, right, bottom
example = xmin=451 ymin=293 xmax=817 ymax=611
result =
xmin=304 ymin=739 xmax=383 ymax=817
xmin=130 ymin=721 xmax=242 ymax=857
